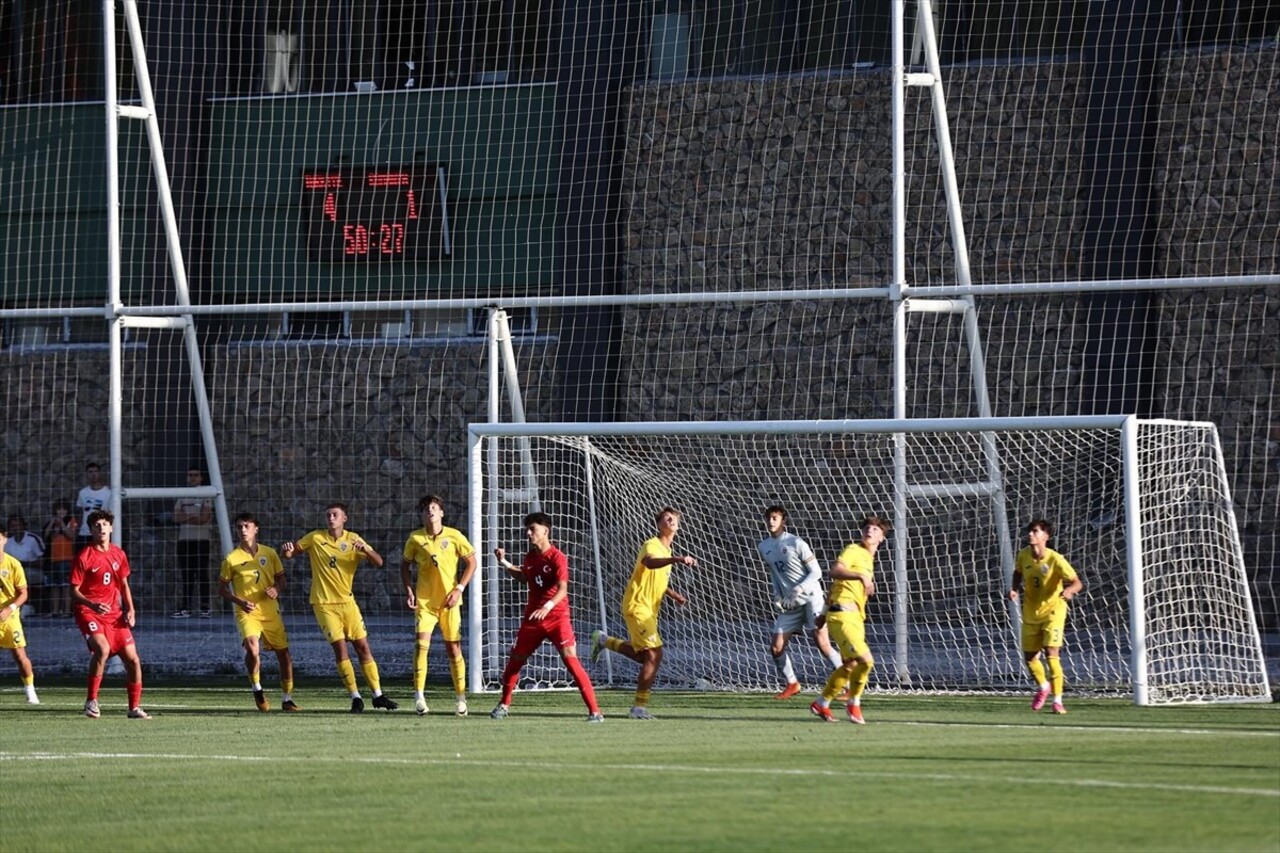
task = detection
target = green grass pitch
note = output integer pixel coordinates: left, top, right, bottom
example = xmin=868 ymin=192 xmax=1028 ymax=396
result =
xmin=2 ymin=682 xmax=1277 ymax=852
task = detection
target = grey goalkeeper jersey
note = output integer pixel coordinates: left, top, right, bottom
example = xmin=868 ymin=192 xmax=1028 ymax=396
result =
xmin=757 ymin=531 xmax=823 ymax=601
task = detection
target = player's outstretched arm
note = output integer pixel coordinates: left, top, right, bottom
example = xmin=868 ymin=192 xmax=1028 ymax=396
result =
xmin=494 ymin=548 xmax=524 ymax=581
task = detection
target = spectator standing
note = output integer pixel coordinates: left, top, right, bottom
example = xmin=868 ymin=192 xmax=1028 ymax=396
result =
xmin=75 ymin=462 xmax=111 ymax=553
xmin=4 ymin=516 xmax=45 ymax=612
xmin=172 ymin=467 xmax=213 ymax=618
xmin=41 ymin=500 xmax=76 ymax=616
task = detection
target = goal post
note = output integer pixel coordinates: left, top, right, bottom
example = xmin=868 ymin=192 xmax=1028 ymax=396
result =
xmin=467 ymin=416 xmax=1271 ymax=705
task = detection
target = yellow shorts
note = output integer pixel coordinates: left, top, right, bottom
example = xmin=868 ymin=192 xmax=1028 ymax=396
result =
xmin=312 ymin=601 xmax=367 ymax=643
xmin=236 ymin=608 xmax=290 ymax=650
xmin=1021 ymin=615 xmax=1066 ymax=653
xmin=827 ymin=611 xmax=870 ymax=661
xmin=0 ymin=615 xmax=27 ymax=650
xmin=623 ymin=609 xmax=662 ymax=651
xmin=415 ymin=602 xmax=461 ymax=641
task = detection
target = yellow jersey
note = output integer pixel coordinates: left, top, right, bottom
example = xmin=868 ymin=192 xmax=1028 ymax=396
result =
xmin=297 ymin=529 xmax=373 ymax=605
xmin=220 ymin=544 xmax=285 ymax=612
xmin=0 ymin=553 xmax=28 ymax=607
xmin=1015 ymin=546 xmax=1078 ymax=623
xmin=622 ymin=536 xmax=672 ymax=615
xmin=402 ymin=526 xmax=476 ymax=606
xmin=829 ymin=541 xmax=874 ymax=613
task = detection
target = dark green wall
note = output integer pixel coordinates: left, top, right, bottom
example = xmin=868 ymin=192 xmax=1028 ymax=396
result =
xmin=0 ymin=84 xmax=560 ymax=305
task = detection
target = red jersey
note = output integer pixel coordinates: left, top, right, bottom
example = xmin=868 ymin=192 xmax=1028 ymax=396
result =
xmin=520 ymin=545 xmax=570 ymax=621
xmin=70 ymin=543 xmax=131 ymax=616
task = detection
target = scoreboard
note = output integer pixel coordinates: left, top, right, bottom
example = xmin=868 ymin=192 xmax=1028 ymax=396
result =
xmin=299 ymin=165 xmax=451 ymax=262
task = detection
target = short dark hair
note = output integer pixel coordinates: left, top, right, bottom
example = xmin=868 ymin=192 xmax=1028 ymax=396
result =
xmin=655 ymin=506 xmax=682 ymax=524
xmin=1027 ymin=518 xmax=1054 ymax=537
xmin=417 ymin=494 xmax=445 ymax=513
xmin=234 ymin=512 xmax=260 ymax=527
xmin=861 ymin=514 xmax=892 ymax=534
xmin=524 ymin=511 xmax=553 ymax=531
xmin=325 ymin=502 xmax=349 ymax=516
xmin=764 ymin=505 xmax=788 ymax=522
xmin=86 ymin=462 xmax=100 ymax=471
xmin=87 ymin=509 xmax=114 ymax=526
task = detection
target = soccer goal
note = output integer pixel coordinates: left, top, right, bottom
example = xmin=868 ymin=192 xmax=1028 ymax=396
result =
xmin=467 ymin=416 xmax=1271 ymax=705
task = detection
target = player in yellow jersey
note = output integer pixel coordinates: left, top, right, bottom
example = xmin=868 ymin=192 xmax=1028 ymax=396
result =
xmin=0 ymin=529 xmax=40 ymax=705
xmin=1009 ymin=518 xmax=1082 ymax=714
xmin=283 ymin=502 xmax=398 ymax=713
xmin=589 ymin=506 xmax=698 ymax=719
xmin=218 ymin=512 xmax=299 ymax=713
xmin=400 ymin=494 xmax=477 ymax=717
xmin=810 ymin=514 xmax=888 ymax=724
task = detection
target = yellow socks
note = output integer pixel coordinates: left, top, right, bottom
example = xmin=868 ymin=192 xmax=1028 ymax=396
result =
xmin=361 ymin=660 xmax=382 ymax=695
xmin=849 ymin=659 xmax=873 ymax=699
xmin=337 ymin=659 xmax=358 ymax=695
xmin=449 ymin=655 xmax=466 ymax=695
xmin=1048 ymin=656 xmax=1064 ymax=696
xmin=414 ymin=641 xmax=430 ymax=693
xmin=1028 ymin=656 xmax=1048 ymax=689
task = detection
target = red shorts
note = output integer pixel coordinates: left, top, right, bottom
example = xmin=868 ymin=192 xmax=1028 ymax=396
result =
xmin=76 ymin=609 xmax=136 ymax=655
xmin=509 ymin=616 xmax=576 ymax=659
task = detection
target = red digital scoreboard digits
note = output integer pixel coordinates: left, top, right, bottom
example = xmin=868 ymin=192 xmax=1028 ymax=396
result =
xmin=300 ymin=165 xmax=448 ymax=262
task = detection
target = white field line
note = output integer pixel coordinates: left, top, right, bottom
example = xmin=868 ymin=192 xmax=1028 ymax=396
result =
xmin=899 ymin=721 xmax=1280 ymax=738
xmin=8 ymin=698 xmax=1276 ymax=739
xmin=0 ymin=750 xmax=1276 ymax=799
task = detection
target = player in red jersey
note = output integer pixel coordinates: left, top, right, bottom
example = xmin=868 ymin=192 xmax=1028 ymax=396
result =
xmin=70 ymin=509 xmax=149 ymax=719
xmin=489 ymin=512 xmax=603 ymax=722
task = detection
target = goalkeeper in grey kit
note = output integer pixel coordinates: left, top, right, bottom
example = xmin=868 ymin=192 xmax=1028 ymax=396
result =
xmin=758 ymin=505 xmax=844 ymax=698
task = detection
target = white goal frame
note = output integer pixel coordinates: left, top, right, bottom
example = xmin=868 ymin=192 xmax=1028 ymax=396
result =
xmin=467 ymin=415 xmax=1272 ymax=706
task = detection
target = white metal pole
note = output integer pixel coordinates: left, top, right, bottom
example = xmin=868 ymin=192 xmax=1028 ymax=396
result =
xmin=917 ymin=0 xmax=972 ymax=288
xmin=467 ymin=427 xmax=486 ymax=694
xmin=890 ymin=0 xmax=912 ymax=686
xmin=482 ymin=308 xmax=501 ymax=690
xmin=1207 ymin=424 xmax=1273 ymax=700
xmin=582 ymin=439 xmax=614 ymax=687
xmin=495 ymin=310 xmax=542 ymax=511
xmin=103 ymin=1 xmax=125 ymax=536
xmin=119 ymin=0 xmax=232 ymax=554
xmin=1122 ymin=416 xmax=1149 ymax=705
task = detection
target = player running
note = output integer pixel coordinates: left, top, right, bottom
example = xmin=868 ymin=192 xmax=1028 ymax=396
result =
xmin=810 ymin=514 xmax=887 ymax=724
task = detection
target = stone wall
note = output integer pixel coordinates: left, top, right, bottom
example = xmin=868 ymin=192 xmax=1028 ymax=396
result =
xmin=1 ymin=46 xmax=1276 ymax=644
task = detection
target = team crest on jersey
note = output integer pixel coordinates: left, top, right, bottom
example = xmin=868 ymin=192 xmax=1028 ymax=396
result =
xmin=1038 ymin=564 xmax=1049 ymax=576
xmin=259 ymin=556 xmax=268 ymax=567
xmin=339 ymin=543 xmax=348 ymax=552
xmin=0 ymin=569 xmax=8 ymax=579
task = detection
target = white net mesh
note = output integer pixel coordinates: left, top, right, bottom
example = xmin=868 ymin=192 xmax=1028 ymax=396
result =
xmin=473 ymin=420 xmax=1270 ymax=704
xmin=0 ymin=5 xmax=1275 ymax=686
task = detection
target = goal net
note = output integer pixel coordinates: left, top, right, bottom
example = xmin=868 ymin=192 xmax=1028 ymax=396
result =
xmin=468 ymin=417 xmax=1271 ymax=705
